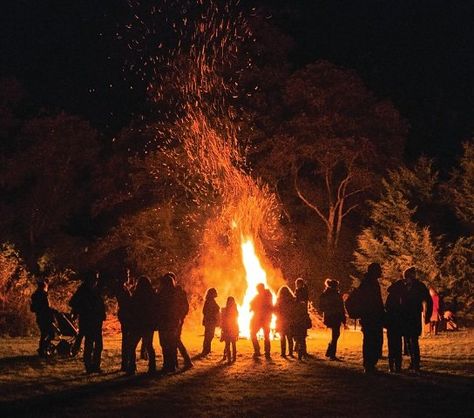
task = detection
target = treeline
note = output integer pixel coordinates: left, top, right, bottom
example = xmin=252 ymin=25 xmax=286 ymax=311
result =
xmin=0 ymin=17 xmax=472 ymax=335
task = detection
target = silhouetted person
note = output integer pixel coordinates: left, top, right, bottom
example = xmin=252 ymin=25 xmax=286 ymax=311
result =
xmin=295 ymin=278 xmax=309 ymax=308
xmin=69 ymin=272 xmax=106 ymax=374
xmin=126 ymin=276 xmax=156 ymax=375
xmin=201 ymin=288 xmax=220 ymax=356
xmin=30 ymin=279 xmax=55 ymax=357
xmin=400 ymin=267 xmax=432 ymax=372
xmin=294 ymin=278 xmax=310 ymax=357
xmin=220 ymin=296 xmax=239 ymax=363
xmin=275 ymin=285 xmax=295 ymax=358
xmin=385 ymin=280 xmax=405 ymax=372
xmin=175 ymin=284 xmax=193 ymax=369
xmin=358 ymin=263 xmax=384 ymax=373
xmin=155 ymin=272 xmax=180 ymax=373
xmin=319 ymin=279 xmax=346 ymax=361
xmin=429 ymin=288 xmax=441 ymax=335
xmin=250 ymin=283 xmax=273 ymax=359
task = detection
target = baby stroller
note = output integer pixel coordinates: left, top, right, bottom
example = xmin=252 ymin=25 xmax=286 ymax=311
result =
xmin=48 ymin=310 xmax=80 ymax=357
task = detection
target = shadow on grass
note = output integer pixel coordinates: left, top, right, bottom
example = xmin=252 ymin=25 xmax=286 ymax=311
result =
xmin=1 ymin=356 xmax=473 ymax=418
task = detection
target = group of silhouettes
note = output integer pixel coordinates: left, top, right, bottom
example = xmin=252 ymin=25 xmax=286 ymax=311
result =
xmin=30 ymin=262 xmax=434 ymax=376
xmin=201 ymin=278 xmax=313 ymax=363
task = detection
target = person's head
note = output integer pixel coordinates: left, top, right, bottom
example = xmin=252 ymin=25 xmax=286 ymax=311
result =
xmin=160 ymin=272 xmax=176 ymax=289
xmin=324 ymin=278 xmax=339 ymax=290
xmin=295 ymin=278 xmax=305 ymax=289
xmin=226 ymin=296 xmax=236 ymax=308
xmin=277 ymin=285 xmax=294 ymax=301
xmin=367 ymin=263 xmax=382 ymax=280
xmin=84 ymin=271 xmax=99 ymax=288
xmin=136 ymin=275 xmax=153 ymax=294
xmin=37 ymin=278 xmax=49 ymax=291
xmin=256 ymin=283 xmax=266 ymax=295
xmin=205 ymin=287 xmax=217 ymax=300
xmin=403 ymin=267 xmax=416 ymax=284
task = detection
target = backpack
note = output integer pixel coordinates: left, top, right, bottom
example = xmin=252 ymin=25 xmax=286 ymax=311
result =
xmin=345 ymin=287 xmax=363 ymax=319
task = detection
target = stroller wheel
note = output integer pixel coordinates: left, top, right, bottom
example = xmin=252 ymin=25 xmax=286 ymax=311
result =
xmin=45 ymin=342 xmax=56 ymax=357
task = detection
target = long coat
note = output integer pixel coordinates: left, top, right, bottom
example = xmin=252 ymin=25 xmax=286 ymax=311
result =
xmin=358 ymin=275 xmax=384 ymax=330
xmin=403 ymin=280 xmax=433 ymax=336
xmin=69 ymin=283 xmax=106 ymax=335
xmin=275 ymin=296 xmax=295 ymax=335
xmin=319 ymin=288 xmax=346 ymax=328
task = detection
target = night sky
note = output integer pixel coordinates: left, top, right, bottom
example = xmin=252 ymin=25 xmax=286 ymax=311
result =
xmin=1 ymin=0 xmax=473 ymax=168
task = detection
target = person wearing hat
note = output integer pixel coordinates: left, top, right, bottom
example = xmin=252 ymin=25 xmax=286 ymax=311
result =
xmin=319 ymin=278 xmax=346 ymax=361
xmin=30 ymin=279 xmax=55 ymax=357
xmin=69 ymin=271 xmax=106 ymax=374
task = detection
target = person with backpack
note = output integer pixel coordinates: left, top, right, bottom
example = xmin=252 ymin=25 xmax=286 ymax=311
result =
xmin=175 ymin=283 xmax=193 ymax=369
xmin=351 ymin=263 xmax=385 ymax=374
xmin=319 ymin=279 xmax=346 ymax=361
xmin=69 ymin=272 xmax=106 ymax=374
xmin=30 ymin=279 xmax=55 ymax=357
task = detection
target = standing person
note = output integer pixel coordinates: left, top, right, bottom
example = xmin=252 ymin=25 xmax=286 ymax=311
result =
xmin=201 ymin=288 xmax=220 ymax=356
xmin=155 ymin=272 xmax=180 ymax=373
xmin=358 ymin=263 xmax=384 ymax=374
xmin=385 ymin=280 xmax=405 ymax=373
xmin=400 ymin=267 xmax=432 ymax=372
xmin=69 ymin=272 xmax=106 ymax=374
xmin=275 ymin=285 xmax=295 ymax=358
xmin=30 ymin=279 xmax=55 ymax=357
xmin=319 ymin=279 xmax=346 ymax=361
xmin=294 ymin=278 xmax=311 ymax=357
xmin=250 ymin=283 xmax=273 ymax=359
xmin=220 ymin=296 xmax=239 ymax=364
xmin=429 ymin=288 xmax=441 ymax=335
xmin=295 ymin=278 xmax=309 ymax=308
xmin=175 ymin=283 xmax=193 ymax=369
xmin=126 ymin=276 xmax=156 ymax=375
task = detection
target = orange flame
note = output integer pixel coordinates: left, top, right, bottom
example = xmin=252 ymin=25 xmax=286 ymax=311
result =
xmin=238 ymin=236 xmax=276 ymax=338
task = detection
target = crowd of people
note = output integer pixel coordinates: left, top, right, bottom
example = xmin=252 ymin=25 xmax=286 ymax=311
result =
xmin=30 ymin=264 xmax=443 ymax=376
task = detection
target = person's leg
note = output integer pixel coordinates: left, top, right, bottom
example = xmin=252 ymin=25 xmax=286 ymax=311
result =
xmin=127 ymin=332 xmax=140 ymax=374
xmin=362 ymin=327 xmax=379 ymax=372
xmin=120 ymin=324 xmax=129 ymax=371
xmin=280 ymin=333 xmax=287 ymax=356
xmin=143 ymin=330 xmax=156 ymax=373
xmin=330 ymin=326 xmax=340 ymax=359
xmin=91 ymin=323 xmax=103 ymax=372
xmin=225 ymin=341 xmax=231 ymax=363
xmin=83 ymin=333 xmax=93 ymax=373
xmin=231 ymin=341 xmax=237 ymax=362
xmin=288 ymin=334 xmax=294 ymax=357
xmin=250 ymin=326 xmax=261 ymax=356
xmin=202 ymin=325 xmax=214 ymax=355
xmin=394 ymin=331 xmax=402 ymax=371
xmin=263 ymin=325 xmax=271 ymax=358
xmin=409 ymin=335 xmax=420 ymax=371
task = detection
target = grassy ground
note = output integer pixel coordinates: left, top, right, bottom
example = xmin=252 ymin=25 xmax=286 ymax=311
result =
xmin=0 ymin=326 xmax=473 ymax=417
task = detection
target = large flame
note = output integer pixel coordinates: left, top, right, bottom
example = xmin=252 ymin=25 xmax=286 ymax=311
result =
xmin=238 ymin=236 xmax=276 ymax=338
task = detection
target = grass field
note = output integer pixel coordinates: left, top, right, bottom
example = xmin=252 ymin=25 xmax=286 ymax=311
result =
xmin=0 ymin=326 xmax=473 ymax=417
